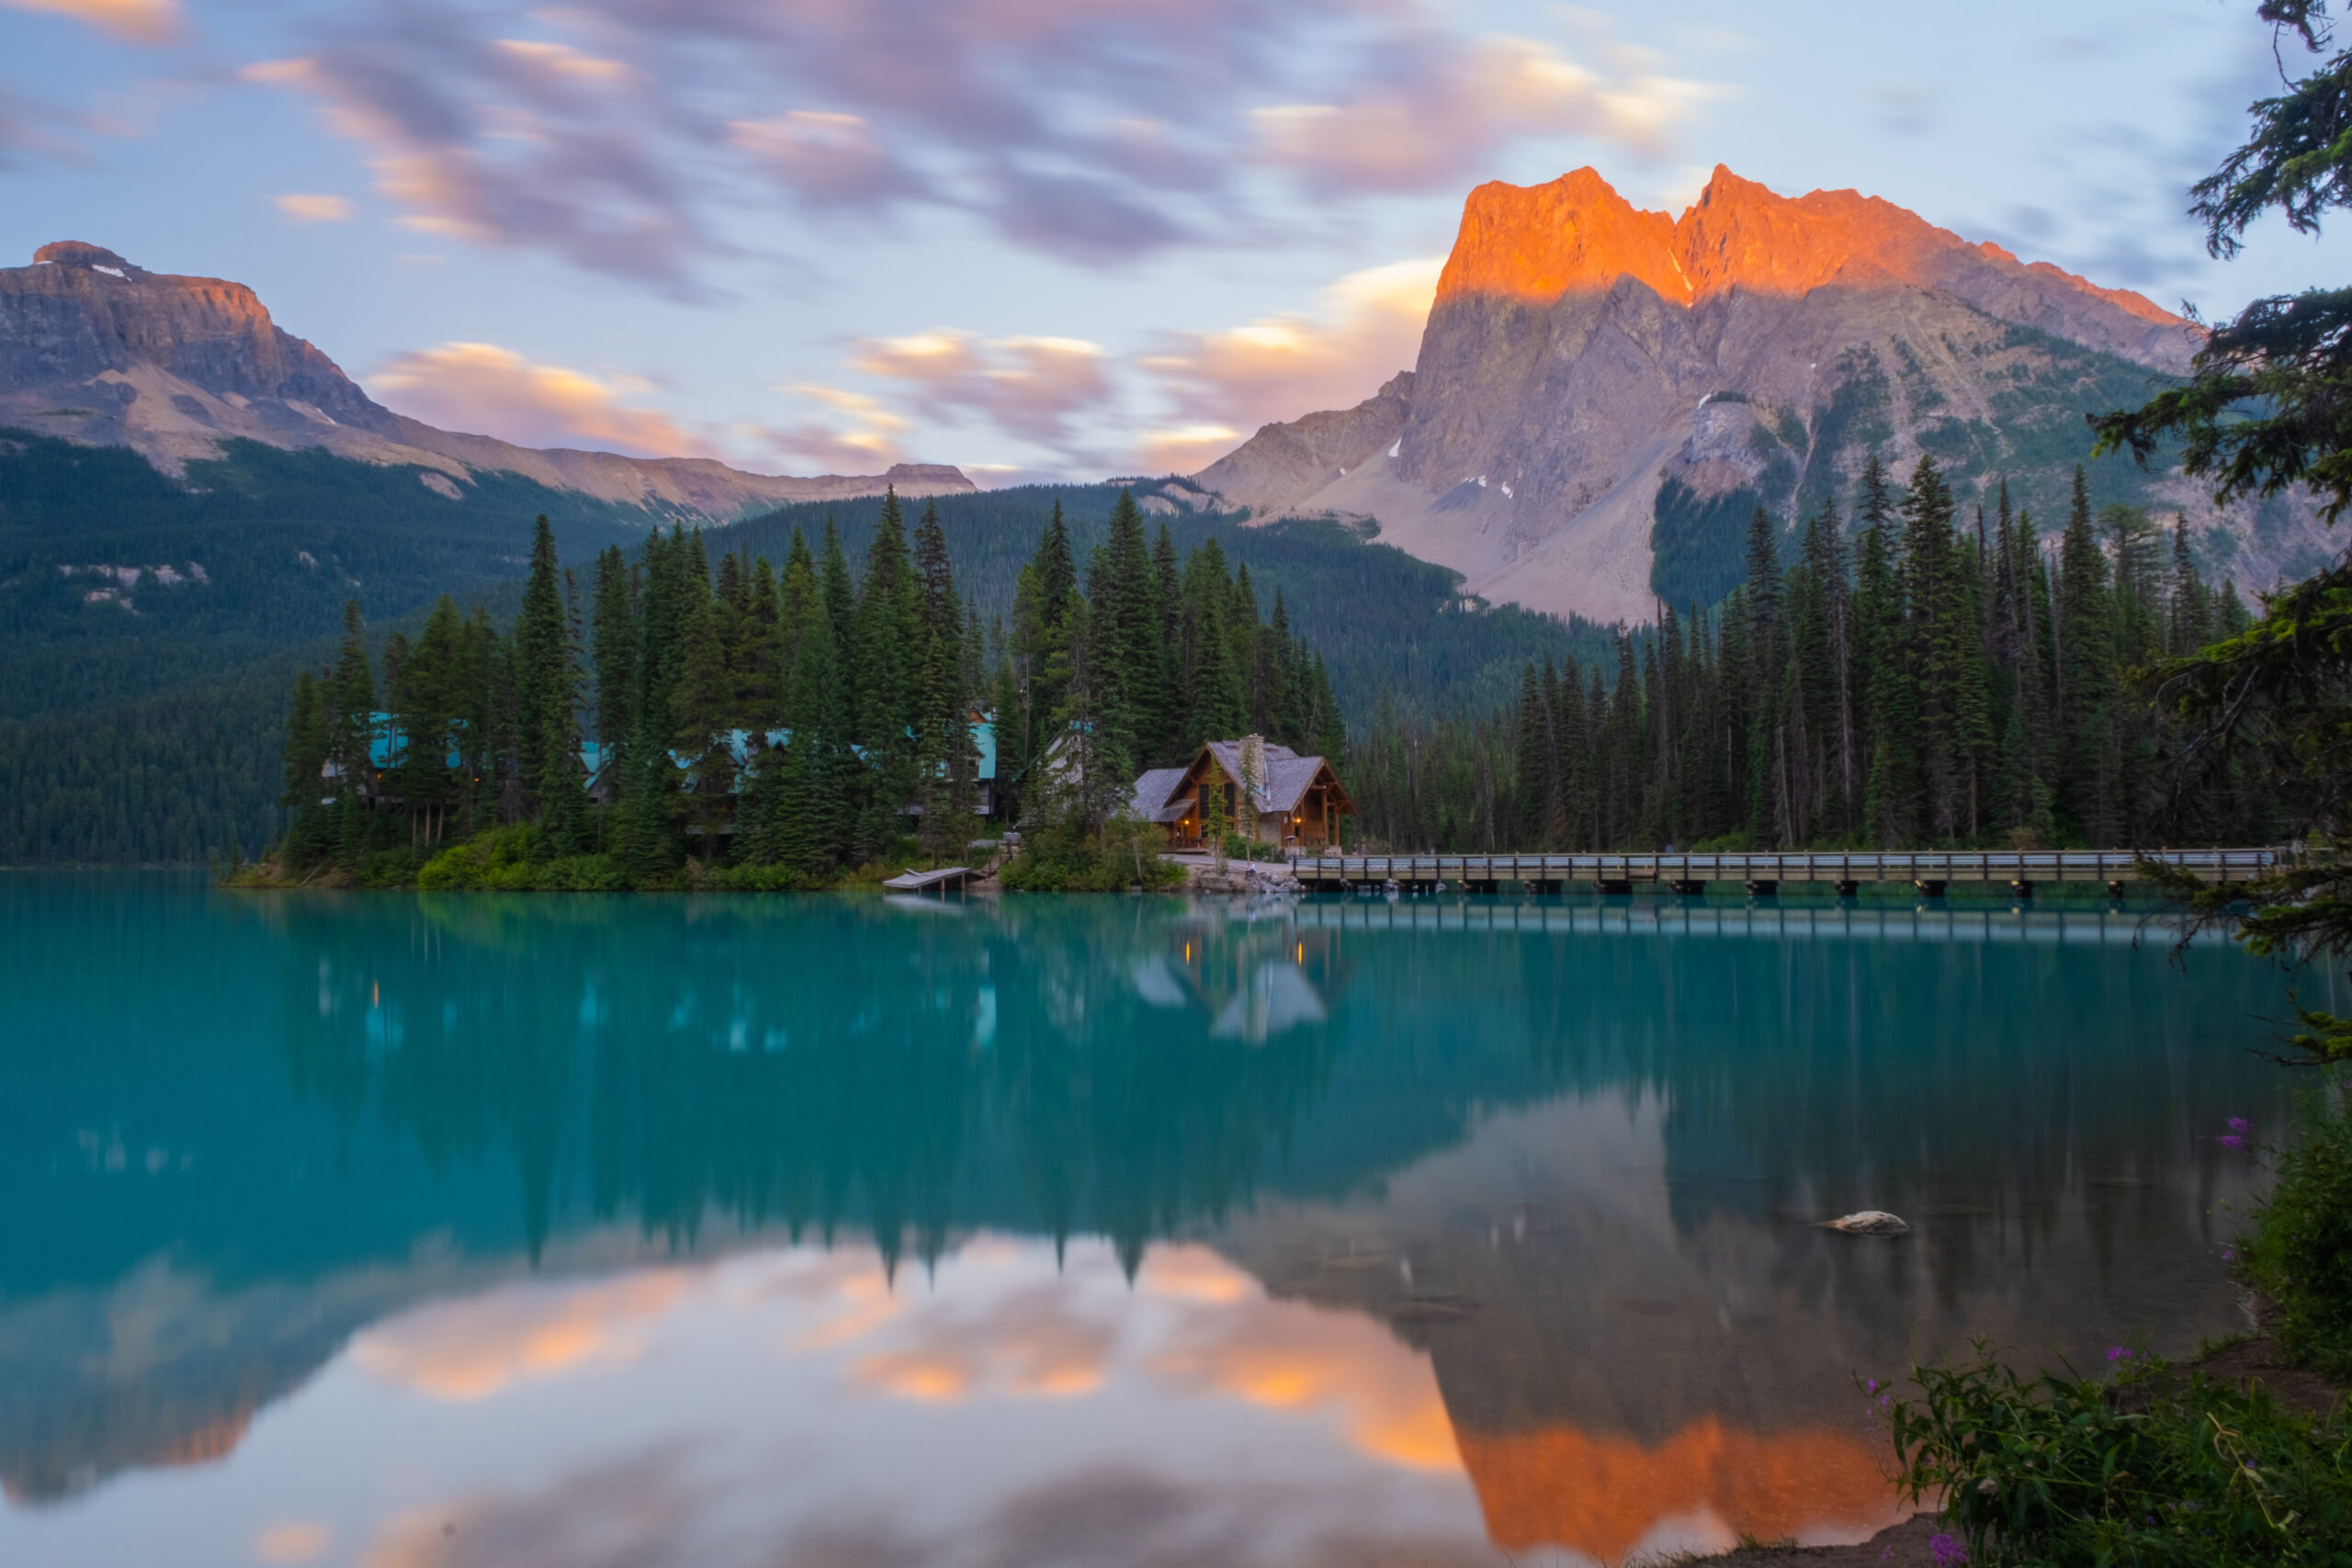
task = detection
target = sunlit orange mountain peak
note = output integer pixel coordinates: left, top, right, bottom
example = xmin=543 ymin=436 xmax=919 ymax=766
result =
xmin=1437 ymin=164 xmax=2184 ymax=331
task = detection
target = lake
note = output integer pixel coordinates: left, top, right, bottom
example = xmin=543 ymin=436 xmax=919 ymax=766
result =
xmin=0 ymin=876 xmax=2299 ymax=1567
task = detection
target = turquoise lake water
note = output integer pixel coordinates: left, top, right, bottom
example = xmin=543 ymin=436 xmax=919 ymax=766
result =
xmin=0 ymin=876 xmax=2303 ymax=1566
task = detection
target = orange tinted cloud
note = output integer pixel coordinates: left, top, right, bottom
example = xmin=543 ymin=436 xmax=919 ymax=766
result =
xmin=254 ymin=1519 xmax=333 ymax=1564
xmin=351 ymin=1271 xmax=690 ymax=1402
xmin=1146 ymin=1268 xmax=1460 ymax=1472
xmin=850 ymin=1282 xmax=1115 ymax=1403
xmin=1252 ymin=31 xmax=1710 ymax=193
xmin=1140 ymin=257 xmax=1438 ymax=472
xmin=369 ymin=342 xmax=709 ymax=457
xmin=274 ymin=193 xmax=353 ymax=224
xmin=4 ymin=0 xmax=176 ymax=44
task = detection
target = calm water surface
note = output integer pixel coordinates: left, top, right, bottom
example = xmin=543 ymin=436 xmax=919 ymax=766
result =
xmin=0 ymin=875 xmax=2301 ymax=1567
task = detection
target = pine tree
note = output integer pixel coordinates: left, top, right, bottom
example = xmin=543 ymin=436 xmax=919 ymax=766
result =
xmin=591 ymin=546 xmax=637 ymax=753
xmin=325 ymin=599 xmax=378 ymax=869
xmin=2055 ymin=467 xmax=2118 ymax=842
xmin=854 ymin=489 xmax=922 ymax=860
xmin=511 ymin=515 xmax=567 ymax=814
xmin=911 ymin=499 xmax=973 ymax=852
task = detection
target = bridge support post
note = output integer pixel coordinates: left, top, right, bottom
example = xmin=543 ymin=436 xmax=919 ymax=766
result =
xmin=1915 ymin=879 xmax=1947 ymax=897
xmin=1528 ymin=878 xmax=1562 ymax=895
xmin=1834 ymin=880 xmax=1860 ymax=898
xmin=1595 ymin=878 xmax=1634 ymax=896
xmin=1744 ymin=880 xmax=1778 ymax=897
xmin=1669 ymin=879 xmax=1705 ymax=896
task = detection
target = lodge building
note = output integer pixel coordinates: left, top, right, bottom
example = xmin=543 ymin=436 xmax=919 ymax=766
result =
xmin=1129 ymin=735 xmax=1354 ymax=852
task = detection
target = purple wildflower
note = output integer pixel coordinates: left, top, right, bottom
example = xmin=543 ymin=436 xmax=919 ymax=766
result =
xmin=1930 ymin=1531 xmax=1970 ymax=1567
xmin=2228 ymin=1117 xmax=2250 ymax=1134
xmin=2108 ymin=1347 xmax=2135 ymax=1362
xmin=2222 ymin=1247 xmax=2238 ymax=1263
xmin=2219 ymin=1134 xmax=2246 ymax=1150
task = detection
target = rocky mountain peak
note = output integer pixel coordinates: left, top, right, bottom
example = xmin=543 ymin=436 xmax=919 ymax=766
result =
xmin=0 ymin=242 xmax=973 ymax=513
xmin=33 ymin=241 xmax=144 ymax=275
xmin=1434 ymin=168 xmax=1686 ymax=305
xmin=1195 ymin=164 xmax=2289 ymax=630
xmin=1431 ymin=165 xmax=2188 ymax=352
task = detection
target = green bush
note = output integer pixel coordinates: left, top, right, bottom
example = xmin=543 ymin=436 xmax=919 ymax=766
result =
xmin=1889 ymin=1342 xmax=2352 ymax=1566
xmin=416 ymin=826 xmax=544 ymax=890
xmin=2244 ymin=1074 xmax=2352 ymax=1380
xmin=1001 ymin=824 xmax=1186 ymax=892
xmin=357 ymin=846 xmax=427 ymax=888
xmin=1219 ymin=831 xmax=1283 ymax=861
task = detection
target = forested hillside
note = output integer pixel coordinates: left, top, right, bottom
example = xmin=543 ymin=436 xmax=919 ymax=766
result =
xmin=0 ymin=444 xmax=1611 ymax=863
xmin=1346 ymin=456 xmax=2261 ymax=852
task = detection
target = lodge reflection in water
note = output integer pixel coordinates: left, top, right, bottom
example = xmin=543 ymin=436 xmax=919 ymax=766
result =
xmin=0 ymin=882 xmax=2290 ymax=1564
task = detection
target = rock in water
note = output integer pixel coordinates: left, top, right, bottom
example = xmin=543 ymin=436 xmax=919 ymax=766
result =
xmin=1819 ymin=1211 xmax=1910 ymax=1236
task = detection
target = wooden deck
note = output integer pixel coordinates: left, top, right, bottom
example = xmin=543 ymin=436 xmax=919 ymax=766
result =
xmin=1287 ymin=848 xmax=2284 ymax=895
xmin=881 ymin=865 xmax=978 ymax=893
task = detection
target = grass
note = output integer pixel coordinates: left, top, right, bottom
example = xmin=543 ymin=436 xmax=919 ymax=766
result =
xmin=1886 ymin=1341 xmax=2352 ymax=1565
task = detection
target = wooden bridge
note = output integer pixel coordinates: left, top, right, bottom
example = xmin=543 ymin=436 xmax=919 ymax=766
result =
xmin=1285 ymin=848 xmax=2285 ymax=897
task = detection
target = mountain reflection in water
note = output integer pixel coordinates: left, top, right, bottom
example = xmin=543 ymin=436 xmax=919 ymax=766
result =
xmin=0 ymin=878 xmax=2294 ymax=1566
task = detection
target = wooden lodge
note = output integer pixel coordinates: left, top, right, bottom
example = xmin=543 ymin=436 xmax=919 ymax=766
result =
xmin=1130 ymin=735 xmax=1354 ymax=852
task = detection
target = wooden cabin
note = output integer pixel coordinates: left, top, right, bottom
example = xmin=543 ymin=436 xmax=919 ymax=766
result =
xmin=1131 ymin=735 xmax=1354 ymax=852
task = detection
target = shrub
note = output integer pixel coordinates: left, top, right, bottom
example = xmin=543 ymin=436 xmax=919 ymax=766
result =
xmin=2243 ymin=1073 xmax=2352 ymax=1380
xmin=416 ymin=826 xmax=543 ymax=890
xmin=1001 ymin=822 xmax=1186 ymax=892
xmin=1889 ymin=1342 xmax=2352 ymax=1566
xmin=1219 ymin=831 xmax=1283 ymax=861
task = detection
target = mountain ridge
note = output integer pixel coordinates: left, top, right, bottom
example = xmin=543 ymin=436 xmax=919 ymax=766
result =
xmin=1198 ymin=166 xmax=2323 ymax=625
xmin=0 ymin=241 xmax=971 ymax=520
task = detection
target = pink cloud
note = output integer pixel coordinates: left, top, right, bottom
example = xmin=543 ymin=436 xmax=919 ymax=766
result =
xmin=1139 ymin=256 xmax=1438 ymax=468
xmin=368 ymin=341 xmax=712 ymax=457
xmin=350 ymin=1272 xmax=692 ymax=1402
xmin=3 ymin=0 xmax=176 ymax=45
xmin=240 ymin=2 xmax=1714 ymax=287
xmin=853 ymin=330 xmax=1111 ymax=454
xmin=1253 ymin=31 xmax=1710 ymax=194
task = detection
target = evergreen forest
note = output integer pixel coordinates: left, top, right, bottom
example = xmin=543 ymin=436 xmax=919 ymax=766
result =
xmin=267 ymin=490 xmax=1359 ymax=888
xmin=0 ymin=433 xmax=1604 ymax=865
xmin=1344 ymin=454 xmax=2260 ymax=853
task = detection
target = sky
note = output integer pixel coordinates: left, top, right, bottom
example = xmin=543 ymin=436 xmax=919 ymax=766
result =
xmin=1 ymin=0 xmax=2346 ymax=485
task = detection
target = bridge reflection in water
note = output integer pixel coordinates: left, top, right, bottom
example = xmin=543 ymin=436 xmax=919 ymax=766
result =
xmin=0 ymin=881 xmax=2294 ymax=1567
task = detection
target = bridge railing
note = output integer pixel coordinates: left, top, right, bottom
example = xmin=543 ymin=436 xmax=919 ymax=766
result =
xmin=1282 ymin=848 xmax=2286 ymax=885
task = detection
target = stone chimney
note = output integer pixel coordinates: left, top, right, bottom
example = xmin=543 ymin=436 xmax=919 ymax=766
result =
xmin=1239 ymin=733 xmax=1266 ymax=805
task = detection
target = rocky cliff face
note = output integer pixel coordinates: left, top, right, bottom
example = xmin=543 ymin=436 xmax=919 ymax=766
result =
xmin=1199 ymin=167 xmax=2322 ymax=626
xmin=0 ymin=242 xmax=971 ymax=519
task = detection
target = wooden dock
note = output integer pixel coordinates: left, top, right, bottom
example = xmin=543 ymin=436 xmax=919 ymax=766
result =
xmin=1286 ymin=848 xmax=2283 ymax=897
xmin=881 ymin=865 xmax=978 ymax=893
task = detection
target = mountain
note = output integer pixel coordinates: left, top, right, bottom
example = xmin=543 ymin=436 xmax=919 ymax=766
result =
xmin=0 ymin=241 xmax=970 ymax=518
xmin=1197 ymin=166 xmax=2331 ymax=624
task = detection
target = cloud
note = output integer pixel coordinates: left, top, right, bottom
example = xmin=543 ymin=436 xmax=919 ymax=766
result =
xmin=729 ymin=111 xmax=922 ymax=210
xmin=1140 ymin=255 xmax=1440 ymax=470
xmin=2 ymin=0 xmax=176 ymax=45
xmin=239 ymin=2 xmax=1717 ymax=288
xmin=350 ymin=1272 xmax=690 ymax=1402
xmin=0 ymin=81 xmax=86 ymax=169
xmin=254 ymin=1520 xmax=333 ymax=1564
xmin=275 ymin=193 xmax=354 ymax=223
xmin=368 ymin=341 xmax=709 ymax=457
xmin=852 ymin=330 xmax=1112 ymax=453
xmin=1140 ymin=1246 xmax=1460 ymax=1472
xmin=760 ymin=384 xmax=909 ymax=471
xmin=1251 ymin=31 xmax=1712 ymax=194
